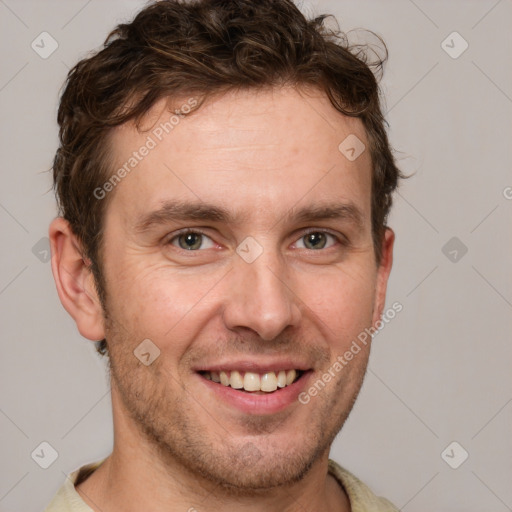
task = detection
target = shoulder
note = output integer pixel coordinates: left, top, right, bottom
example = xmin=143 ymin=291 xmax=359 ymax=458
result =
xmin=44 ymin=460 xmax=104 ymax=512
xmin=328 ymin=459 xmax=399 ymax=512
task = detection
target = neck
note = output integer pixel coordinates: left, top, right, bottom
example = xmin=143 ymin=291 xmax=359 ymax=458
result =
xmin=76 ymin=387 xmax=350 ymax=512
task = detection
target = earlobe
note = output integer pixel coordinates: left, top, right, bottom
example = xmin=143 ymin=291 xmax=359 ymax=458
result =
xmin=49 ymin=217 xmax=105 ymax=341
xmin=372 ymin=227 xmax=395 ymax=325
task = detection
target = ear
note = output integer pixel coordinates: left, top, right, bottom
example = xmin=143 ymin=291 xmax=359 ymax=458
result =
xmin=372 ymin=227 xmax=395 ymax=325
xmin=49 ymin=217 xmax=105 ymax=341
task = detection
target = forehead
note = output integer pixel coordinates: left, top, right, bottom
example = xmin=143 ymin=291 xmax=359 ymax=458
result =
xmin=106 ymin=87 xmax=372 ymax=227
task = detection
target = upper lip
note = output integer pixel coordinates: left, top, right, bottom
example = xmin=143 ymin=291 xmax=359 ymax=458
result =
xmin=193 ymin=360 xmax=312 ymax=373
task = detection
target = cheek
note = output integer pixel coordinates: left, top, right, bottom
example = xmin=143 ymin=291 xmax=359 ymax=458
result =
xmin=105 ymin=260 xmax=221 ymax=343
xmin=296 ymin=263 xmax=376 ymax=339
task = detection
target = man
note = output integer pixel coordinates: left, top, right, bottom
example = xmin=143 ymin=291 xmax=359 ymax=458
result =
xmin=46 ymin=0 xmax=402 ymax=510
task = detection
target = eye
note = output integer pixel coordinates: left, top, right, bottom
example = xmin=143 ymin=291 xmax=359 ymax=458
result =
xmin=170 ymin=231 xmax=215 ymax=251
xmin=295 ymin=231 xmax=338 ymax=250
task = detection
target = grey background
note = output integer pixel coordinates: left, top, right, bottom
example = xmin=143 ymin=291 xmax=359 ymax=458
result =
xmin=1 ymin=0 xmax=511 ymax=510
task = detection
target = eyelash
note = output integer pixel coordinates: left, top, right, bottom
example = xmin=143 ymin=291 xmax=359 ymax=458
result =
xmin=166 ymin=228 xmax=348 ymax=251
xmin=167 ymin=227 xmax=210 ymax=241
xmin=297 ymin=228 xmax=348 ymax=249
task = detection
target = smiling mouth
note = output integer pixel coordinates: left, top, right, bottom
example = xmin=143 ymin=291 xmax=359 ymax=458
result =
xmin=199 ymin=370 xmax=304 ymax=393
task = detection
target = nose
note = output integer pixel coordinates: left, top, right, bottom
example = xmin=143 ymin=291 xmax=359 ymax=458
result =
xmin=222 ymin=250 xmax=302 ymax=341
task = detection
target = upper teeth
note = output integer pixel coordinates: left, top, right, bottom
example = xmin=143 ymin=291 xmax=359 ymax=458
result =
xmin=203 ymin=370 xmax=298 ymax=393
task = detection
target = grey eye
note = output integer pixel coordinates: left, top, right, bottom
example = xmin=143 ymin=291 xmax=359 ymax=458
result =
xmin=171 ymin=232 xmax=214 ymax=250
xmin=296 ymin=232 xmax=337 ymax=250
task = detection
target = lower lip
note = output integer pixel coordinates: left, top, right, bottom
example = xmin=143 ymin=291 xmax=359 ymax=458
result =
xmin=198 ymin=372 xmax=311 ymax=415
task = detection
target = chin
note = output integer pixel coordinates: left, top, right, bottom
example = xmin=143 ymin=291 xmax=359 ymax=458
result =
xmin=184 ymin=440 xmax=326 ymax=494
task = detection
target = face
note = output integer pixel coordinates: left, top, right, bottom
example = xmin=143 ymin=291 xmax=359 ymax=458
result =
xmin=98 ymin=87 xmax=393 ymax=490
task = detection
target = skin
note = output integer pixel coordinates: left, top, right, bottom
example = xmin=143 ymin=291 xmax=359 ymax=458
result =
xmin=50 ymin=86 xmax=394 ymax=512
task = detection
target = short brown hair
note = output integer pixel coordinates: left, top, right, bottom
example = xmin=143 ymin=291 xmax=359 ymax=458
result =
xmin=53 ymin=0 xmax=403 ymax=356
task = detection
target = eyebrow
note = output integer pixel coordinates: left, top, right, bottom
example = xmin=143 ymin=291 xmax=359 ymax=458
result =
xmin=286 ymin=203 xmax=365 ymax=229
xmin=134 ymin=201 xmax=235 ymax=232
xmin=134 ymin=200 xmax=365 ymax=233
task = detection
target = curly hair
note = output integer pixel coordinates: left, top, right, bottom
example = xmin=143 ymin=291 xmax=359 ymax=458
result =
xmin=53 ymin=0 xmax=403 ymax=356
